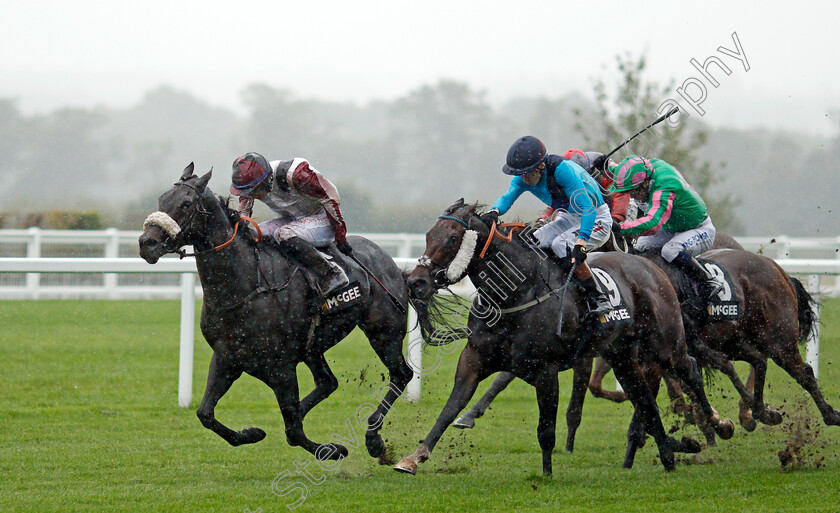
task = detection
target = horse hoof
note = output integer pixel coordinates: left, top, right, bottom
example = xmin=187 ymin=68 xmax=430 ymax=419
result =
xmin=316 ymin=443 xmax=348 ymax=461
xmin=661 ymin=451 xmax=676 ymax=471
xmin=377 ymin=451 xmax=395 ymax=466
xmin=681 ymin=437 xmax=702 ymax=454
xmin=715 ymin=419 xmax=735 ymax=440
xmin=366 ymin=432 xmax=386 ymax=458
xmin=757 ymin=408 xmax=783 ymax=426
xmin=240 ymin=427 xmax=267 ymax=444
xmin=393 ymin=458 xmax=417 ymax=475
xmin=740 ymin=416 xmax=757 ymax=432
xmin=452 ymin=415 xmax=475 ymax=429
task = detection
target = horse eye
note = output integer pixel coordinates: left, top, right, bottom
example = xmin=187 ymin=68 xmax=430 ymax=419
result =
xmin=448 ymin=235 xmax=459 ymax=245
xmin=181 ymin=201 xmax=192 ymax=210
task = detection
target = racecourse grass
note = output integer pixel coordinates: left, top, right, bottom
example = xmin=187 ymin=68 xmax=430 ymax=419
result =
xmin=2 ymin=299 xmax=840 ymax=513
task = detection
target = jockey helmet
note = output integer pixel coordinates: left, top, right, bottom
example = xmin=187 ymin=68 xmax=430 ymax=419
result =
xmin=609 ymin=156 xmax=654 ymax=193
xmin=563 ymin=149 xmax=590 ymax=170
xmin=230 ymin=152 xmax=272 ymax=196
xmin=502 ymin=136 xmax=546 ymax=176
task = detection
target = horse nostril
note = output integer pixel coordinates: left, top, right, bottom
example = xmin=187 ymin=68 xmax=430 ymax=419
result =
xmin=407 ymin=276 xmax=428 ymax=297
xmin=139 ymin=236 xmax=158 ymax=250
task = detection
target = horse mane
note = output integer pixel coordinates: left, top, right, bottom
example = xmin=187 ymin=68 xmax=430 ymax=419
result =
xmin=216 ymin=195 xmax=263 ymax=249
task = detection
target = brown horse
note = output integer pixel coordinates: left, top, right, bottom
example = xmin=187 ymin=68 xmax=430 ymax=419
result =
xmin=452 ymin=231 xmax=751 ymax=449
xmin=394 ymin=200 xmax=733 ymax=475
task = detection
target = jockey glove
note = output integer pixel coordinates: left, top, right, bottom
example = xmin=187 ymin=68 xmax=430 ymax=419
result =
xmin=480 ymin=210 xmax=500 ymax=226
xmin=591 ymin=155 xmax=608 ymax=172
xmin=337 ymin=241 xmax=354 ymax=255
xmin=572 ymin=243 xmax=587 ymax=264
xmin=611 ymin=222 xmax=623 ymax=234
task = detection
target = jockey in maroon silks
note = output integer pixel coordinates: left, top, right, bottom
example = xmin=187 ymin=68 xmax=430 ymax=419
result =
xmin=230 ymin=152 xmax=351 ymax=296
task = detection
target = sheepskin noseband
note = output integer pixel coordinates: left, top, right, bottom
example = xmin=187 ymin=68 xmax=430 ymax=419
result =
xmin=445 ymin=229 xmax=477 ymax=282
xmin=143 ymin=211 xmax=181 ymax=239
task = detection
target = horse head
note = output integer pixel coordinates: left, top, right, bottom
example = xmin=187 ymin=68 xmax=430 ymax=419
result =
xmin=407 ymin=198 xmax=491 ymax=300
xmin=139 ymin=162 xmax=218 ymax=263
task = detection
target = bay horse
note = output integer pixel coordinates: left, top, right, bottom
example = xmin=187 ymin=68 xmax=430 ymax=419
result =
xmin=394 ymin=199 xmax=734 ymax=475
xmin=451 ymin=232 xmax=754 ymax=446
xmin=138 ymin=164 xmax=413 ymax=463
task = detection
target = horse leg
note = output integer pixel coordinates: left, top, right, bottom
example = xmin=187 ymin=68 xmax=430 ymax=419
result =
xmin=624 ymin=406 xmax=647 ymax=468
xmin=362 ymin=326 xmax=414 ymax=463
xmin=270 ymin=366 xmax=349 ymax=460
xmin=608 ymin=355 xmax=675 ymax=471
xmin=453 ymin=371 xmax=515 ymax=429
xmin=666 ymin=353 xmax=735 ymax=441
xmin=663 ymin=375 xmax=692 ymax=417
xmin=646 ymin=368 xmax=702 ymax=455
xmin=766 ymin=347 xmax=840 ymax=426
xmin=588 ymin=356 xmax=629 ymax=403
xmin=534 ymin=367 xmax=560 ymax=475
xmin=739 ymin=363 xmax=758 ymax=430
xmin=299 ymin=353 xmax=339 ymax=417
xmin=394 ymin=344 xmax=489 ymax=475
xmin=732 ymin=343 xmax=782 ymax=427
xmin=196 ymin=353 xmax=266 ymax=446
xmin=566 ymin=357 xmax=592 ymax=453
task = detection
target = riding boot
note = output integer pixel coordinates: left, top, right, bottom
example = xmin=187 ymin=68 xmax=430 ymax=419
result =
xmin=282 ymin=236 xmax=349 ymax=297
xmin=572 ymin=262 xmax=613 ymax=320
xmin=672 ymin=250 xmax=723 ymax=303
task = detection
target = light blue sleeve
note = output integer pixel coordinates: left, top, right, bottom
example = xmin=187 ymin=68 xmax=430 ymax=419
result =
xmin=555 ymin=162 xmax=596 ymax=241
xmin=491 ymin=178 xmax=526 ymax=215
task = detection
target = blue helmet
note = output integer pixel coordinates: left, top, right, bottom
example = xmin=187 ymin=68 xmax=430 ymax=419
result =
xmin=502 ymin=136 xmax=546 ymax=176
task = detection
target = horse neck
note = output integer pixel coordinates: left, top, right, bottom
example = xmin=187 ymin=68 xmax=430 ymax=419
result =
xmin=467 ymin=230 xmax=547 ymax=309
xmin=192 ymin=208 xmax=260 ymax=299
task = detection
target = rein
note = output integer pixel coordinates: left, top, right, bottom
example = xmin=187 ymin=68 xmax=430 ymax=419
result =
xmin=478 ymin=221 xmax=526 ymax=259
xmin=180 ymin=216 xmax=262 ymax=258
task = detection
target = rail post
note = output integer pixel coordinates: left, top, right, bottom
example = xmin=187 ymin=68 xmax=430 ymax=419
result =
xmin=178 ymin=272 xmax=196 ymax=408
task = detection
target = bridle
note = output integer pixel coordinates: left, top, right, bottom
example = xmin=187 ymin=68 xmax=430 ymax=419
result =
xmin=417 ymin=213 xmax=526 ymax=289
xmin=148 ymin=180 xmax=262 ymax=259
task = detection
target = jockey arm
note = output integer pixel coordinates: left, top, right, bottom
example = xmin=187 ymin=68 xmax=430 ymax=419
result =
xmin=237 ymin=195 xmax=255 ymax=218
xmin=610 ymin=192 xmax=631 ymax=223
xmin=490 ymin=178 xmax=527 ymax=216
xmin=555 ymin=164 xmax=597 ymax=242
xmin=619 ymin=189 xmax=675 ymax=236
xmin=290 ymin=162 xmax=349 ymax=244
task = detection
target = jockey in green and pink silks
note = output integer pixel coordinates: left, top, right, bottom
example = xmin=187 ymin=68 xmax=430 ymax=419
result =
xmin=610 ymin=156 xmax=723 ymax=304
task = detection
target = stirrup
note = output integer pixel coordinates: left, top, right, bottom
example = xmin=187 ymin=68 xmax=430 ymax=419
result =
xmin=586 ymin=294 xmax=613 ymax=316
xmin=319 ymin=263 xmax=349 ymax=296
xmin=704 ymin=279 xmax=724 ymax=302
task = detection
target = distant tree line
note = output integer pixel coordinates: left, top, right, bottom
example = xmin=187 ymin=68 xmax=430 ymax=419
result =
xmin=0 ymin=54 xmax=836 ymax=236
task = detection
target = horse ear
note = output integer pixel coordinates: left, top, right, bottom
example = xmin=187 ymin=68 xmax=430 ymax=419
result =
xmin=443 ymin=198 xmax=465 ymax=215
xmin=181 ymin=162 xmax=195 ymax=180
xmin=195 ymin=168 xmax=212 ymax=191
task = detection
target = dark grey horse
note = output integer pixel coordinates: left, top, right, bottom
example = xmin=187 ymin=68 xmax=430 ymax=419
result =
xmin=138 ymin=163 xmax=413 ymax=463
xmin=394 ymin=200 xmax=734 ymax=475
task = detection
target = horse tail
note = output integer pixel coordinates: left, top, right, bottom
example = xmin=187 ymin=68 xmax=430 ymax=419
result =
xmin=789 ymin=276 xmax=819 ymax=345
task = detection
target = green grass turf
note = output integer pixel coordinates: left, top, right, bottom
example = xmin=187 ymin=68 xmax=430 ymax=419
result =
xmin=1 ymin=299 xmax=839 ymax=512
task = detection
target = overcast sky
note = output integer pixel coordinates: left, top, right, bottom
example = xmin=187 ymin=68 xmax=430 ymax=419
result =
xmin=1 ymin=0 xmax=838 ymax=135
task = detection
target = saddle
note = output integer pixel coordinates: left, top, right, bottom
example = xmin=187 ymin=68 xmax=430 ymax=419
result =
xmin=255 ymin=239 xmax=367 ymax=314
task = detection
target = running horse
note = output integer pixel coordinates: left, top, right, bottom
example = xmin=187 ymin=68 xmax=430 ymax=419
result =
xmin=394 ymin=199 xmax=734 ymax=475
xmin=451 ymin=232 xmax=755 ymax=443
xmin=138 ymin=164 xmax=413 ymax=463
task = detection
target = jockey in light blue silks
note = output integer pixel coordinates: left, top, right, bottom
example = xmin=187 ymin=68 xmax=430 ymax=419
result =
xmin=481 ymin=136 xmax=614 ymax=320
